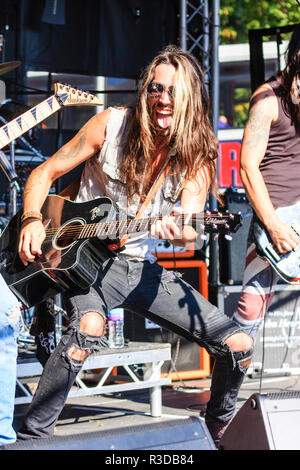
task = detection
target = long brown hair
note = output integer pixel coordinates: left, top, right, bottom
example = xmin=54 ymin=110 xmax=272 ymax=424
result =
xmin=120 ymin=45 xmax=219 ymax=199
xmin=279 ymin=24 xmax=300 ymax=123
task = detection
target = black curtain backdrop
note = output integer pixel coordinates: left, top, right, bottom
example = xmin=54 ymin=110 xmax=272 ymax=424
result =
xmin=18 ymin=0 xmax=178 ymax=78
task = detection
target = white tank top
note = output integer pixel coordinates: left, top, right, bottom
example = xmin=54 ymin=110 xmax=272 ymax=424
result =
xmin=75 ymin=107 xmax=184 ymax=261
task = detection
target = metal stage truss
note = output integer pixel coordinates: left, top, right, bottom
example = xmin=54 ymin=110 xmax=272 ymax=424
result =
xmin=179 ymin=0 xmax=220 ymax=285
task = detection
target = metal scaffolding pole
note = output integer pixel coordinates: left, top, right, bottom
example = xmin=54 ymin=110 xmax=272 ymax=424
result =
xmin=179 ymin=0 xmax=220 ymax=286
xmin=179 ymin=0 xmax=187 ymax=50
xmin=208 ymin=0 xmax=220 ymax=286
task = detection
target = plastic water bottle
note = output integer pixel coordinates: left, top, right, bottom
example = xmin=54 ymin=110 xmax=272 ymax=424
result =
xmin=108 ymin=308 xmax=124 ymax=348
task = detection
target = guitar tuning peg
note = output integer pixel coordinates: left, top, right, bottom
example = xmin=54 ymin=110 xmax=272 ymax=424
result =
xmin=225 ymin=234 xmax=232 ymax=241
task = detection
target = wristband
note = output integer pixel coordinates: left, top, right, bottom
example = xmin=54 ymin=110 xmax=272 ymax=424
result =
xmin=21 ymin=211 xmax=43 ymax=224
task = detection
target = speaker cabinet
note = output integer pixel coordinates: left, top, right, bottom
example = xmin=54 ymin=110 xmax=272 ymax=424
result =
xmin=5 ymin=417 xmax=216 ymax=450
xmin=124 ymin=260 xmax=210 ymax=381
xmin=217 ymin=284 xmax=300 ymax=374
xmin=220 ymin=392 xmax=300 ymax=450
xmin=219 ymin=189 xmax=253 ymax=284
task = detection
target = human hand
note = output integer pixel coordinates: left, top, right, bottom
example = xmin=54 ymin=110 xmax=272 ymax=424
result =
xmin=150 ymin=206 xmax=197 ymax=244
xmin=268 ymin=217 xmax=300 ymax=254
xmin=18 ymin=219 xmax=46 ymax=265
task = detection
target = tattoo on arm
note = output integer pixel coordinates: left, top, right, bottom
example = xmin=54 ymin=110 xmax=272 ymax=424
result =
xmin=244 ymin=94 xmax=272 ymax=148
xmin=54 ymin=127 xmax=87 ymax=161
xmin=22 ymin=166 xmax=48 ymax=201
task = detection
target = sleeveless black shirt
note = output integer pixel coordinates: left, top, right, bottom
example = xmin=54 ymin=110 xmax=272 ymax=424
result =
xmin=256 ymin=78 xmax=300 ymax=208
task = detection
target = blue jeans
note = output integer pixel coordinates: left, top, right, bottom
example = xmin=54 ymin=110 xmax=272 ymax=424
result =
xmin=18 ymin=258 xmax=252 ymax=439
xmin=0 ymin=274 xmax=21 ymax=445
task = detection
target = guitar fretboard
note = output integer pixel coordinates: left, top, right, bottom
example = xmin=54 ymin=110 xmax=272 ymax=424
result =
xmin=80 ymin=215 xmax=179 ymax=239
xmin=0 ymin=96 xmax=61 ymax=150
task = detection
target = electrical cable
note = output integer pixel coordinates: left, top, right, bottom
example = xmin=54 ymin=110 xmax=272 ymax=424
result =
xmin=259 ymin=268 xmax=276 ymax=394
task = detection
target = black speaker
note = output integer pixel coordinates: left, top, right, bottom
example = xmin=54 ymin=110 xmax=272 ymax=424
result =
xmin=3 ymin=417 xmax=216 ymax=450
xmin=219 ymin=189 xmax=253 ymax=284
xmin=124 ymin=260 xmax=211 ymax=380
xmin=220 ymin=392 xmax=300 ymax=450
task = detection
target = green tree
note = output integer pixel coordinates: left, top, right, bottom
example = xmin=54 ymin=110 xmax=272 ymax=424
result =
xmin=220 ymin=0 xmax=300 ymax=44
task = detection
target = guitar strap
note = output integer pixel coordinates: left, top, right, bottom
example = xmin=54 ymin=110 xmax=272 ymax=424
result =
xmin=119 ymin=159 xmax=173 ymax=247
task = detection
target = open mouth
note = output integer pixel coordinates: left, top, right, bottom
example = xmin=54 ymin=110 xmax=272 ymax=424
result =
xmin=155 ymin=108 xmax=173 ymax=129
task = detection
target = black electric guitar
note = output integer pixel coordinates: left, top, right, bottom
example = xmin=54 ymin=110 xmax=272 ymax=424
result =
xmin=254 ymin=201 xmax=300 ymax=284
xmin=0 ymin=82 xmax=102 ymax=150
xmin=0 ymin=195 xmax=242 ymax=307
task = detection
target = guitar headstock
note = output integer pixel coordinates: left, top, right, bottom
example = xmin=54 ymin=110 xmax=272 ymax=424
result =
xmin=54 ymin=82 xmax=102 ymax=107
xmin=203 ymin=210 xmax=243 ymax=234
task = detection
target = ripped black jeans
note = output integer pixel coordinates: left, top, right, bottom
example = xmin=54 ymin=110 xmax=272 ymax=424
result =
xmin=17 ymin=257 xmax=252 ymax=440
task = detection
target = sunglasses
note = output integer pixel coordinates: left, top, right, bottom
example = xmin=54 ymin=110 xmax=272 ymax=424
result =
xmin=147 ymin=82 xmax=175 ymax=100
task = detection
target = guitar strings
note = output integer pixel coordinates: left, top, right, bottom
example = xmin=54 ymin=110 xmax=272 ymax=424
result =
xmin=41 ymin=214 xmax=229 ymax=241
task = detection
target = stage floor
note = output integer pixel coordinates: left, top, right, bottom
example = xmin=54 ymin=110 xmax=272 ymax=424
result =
xmin=11 ymin=371 xmax=300 ymax=445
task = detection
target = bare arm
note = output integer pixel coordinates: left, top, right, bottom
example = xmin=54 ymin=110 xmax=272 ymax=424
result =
xmin=18 ymin=108 xmax=111 ymax=264
xmin=240 ymin=84 xmax=299 ymax=252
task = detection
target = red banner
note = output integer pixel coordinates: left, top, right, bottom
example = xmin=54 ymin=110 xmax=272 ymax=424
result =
xmin=218 ymin=140 xmax=242 ymax=187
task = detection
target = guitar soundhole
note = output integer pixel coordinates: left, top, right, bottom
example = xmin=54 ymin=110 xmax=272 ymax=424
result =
xmin=54 ymin=220 xmax=83 ymax=249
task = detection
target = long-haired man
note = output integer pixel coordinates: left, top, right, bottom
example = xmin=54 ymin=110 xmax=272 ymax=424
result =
xmin=17 ymin=45 xmax=253 ymax=443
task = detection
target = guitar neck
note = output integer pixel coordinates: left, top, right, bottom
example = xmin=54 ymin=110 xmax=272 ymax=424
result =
xmin=0 ymin=95 xmax=61 ymax=150
xmin=78 ymin=213 xmax=207 ymax=241
xmin=80 ymin=215 xmax=175 ymax=240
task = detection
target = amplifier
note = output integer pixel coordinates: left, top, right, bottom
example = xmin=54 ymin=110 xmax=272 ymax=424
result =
xmin=152 ymin=240 xmax=195 ymax=259
xmin=124 ymin=260 xmax=210 ymax=381
xmin=218 ymin=188 xmax=253 ymax=284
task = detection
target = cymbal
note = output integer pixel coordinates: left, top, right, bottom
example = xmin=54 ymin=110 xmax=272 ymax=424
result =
xmin=0 ymin=61 xmax=21 ymax=76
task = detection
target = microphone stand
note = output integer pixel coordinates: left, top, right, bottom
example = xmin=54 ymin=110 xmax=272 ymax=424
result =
xmin=0 ymin=147 xmax=20 ymax=217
